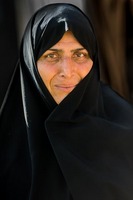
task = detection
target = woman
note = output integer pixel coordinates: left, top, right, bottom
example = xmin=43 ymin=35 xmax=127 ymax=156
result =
xmin=1 ymin=3 xmax=133 ymax=200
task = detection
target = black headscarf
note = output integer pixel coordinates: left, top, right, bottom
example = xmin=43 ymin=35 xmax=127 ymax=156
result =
xmin=1 ymin=3 xmax=133 ymax=200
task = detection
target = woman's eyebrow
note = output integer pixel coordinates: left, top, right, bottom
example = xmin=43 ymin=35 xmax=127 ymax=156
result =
xmin=48 ymin=48 xmax=86 ymax=52
xmin=71 ymin=48 xmax=86 ymax=52
xmin=48 ymin=48 xmax=62 ymax=52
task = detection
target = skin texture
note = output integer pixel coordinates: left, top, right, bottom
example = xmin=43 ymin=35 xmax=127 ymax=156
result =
xmin=37 ymin=31 xmax=93 ymax=104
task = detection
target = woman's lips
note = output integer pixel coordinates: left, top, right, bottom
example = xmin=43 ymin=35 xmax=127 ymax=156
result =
xmin=55 ymin=84 xmax=77 ymax=92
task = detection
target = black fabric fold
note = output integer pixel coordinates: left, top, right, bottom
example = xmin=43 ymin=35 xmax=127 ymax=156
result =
xmin=1 ymin=3 xmax=133 ymax=200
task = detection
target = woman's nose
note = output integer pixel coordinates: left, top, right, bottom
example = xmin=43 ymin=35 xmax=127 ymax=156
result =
xmin=59 ymin=57 xmax=74 ymax=78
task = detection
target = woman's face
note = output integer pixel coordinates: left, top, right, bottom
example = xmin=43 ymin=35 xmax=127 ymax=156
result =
xmin=37 ymin=31 xmax=93 ymax=104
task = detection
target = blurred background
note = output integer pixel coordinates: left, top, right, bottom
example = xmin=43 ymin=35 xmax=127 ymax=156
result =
xmin=0 ymin=0 xmax=133 ymax=106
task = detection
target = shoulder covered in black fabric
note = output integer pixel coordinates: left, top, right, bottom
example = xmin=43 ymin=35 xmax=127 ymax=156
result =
xmin=101 ymin=82 xmax=133 ymax=122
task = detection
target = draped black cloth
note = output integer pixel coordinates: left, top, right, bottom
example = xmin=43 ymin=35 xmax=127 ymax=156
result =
xmin=1 ymin=3 xmax=133 ymax=200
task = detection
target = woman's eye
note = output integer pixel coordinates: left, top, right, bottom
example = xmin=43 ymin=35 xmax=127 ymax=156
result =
xmin=73 ymin=52 xmax=89 ymax=62
xmin=47 ymin=54 xmax=57 ymax=58
xmin=39 ymin=53 xmax=60 ymax=63
xmin=45 ymin=53 xmax=60 ymax=61
xmin=76 ymin=53 xmax=84 ymax=57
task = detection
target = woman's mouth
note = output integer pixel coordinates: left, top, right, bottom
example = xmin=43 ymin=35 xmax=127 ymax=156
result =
xmin=55 ymin=84 xmax=77 ymax=92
